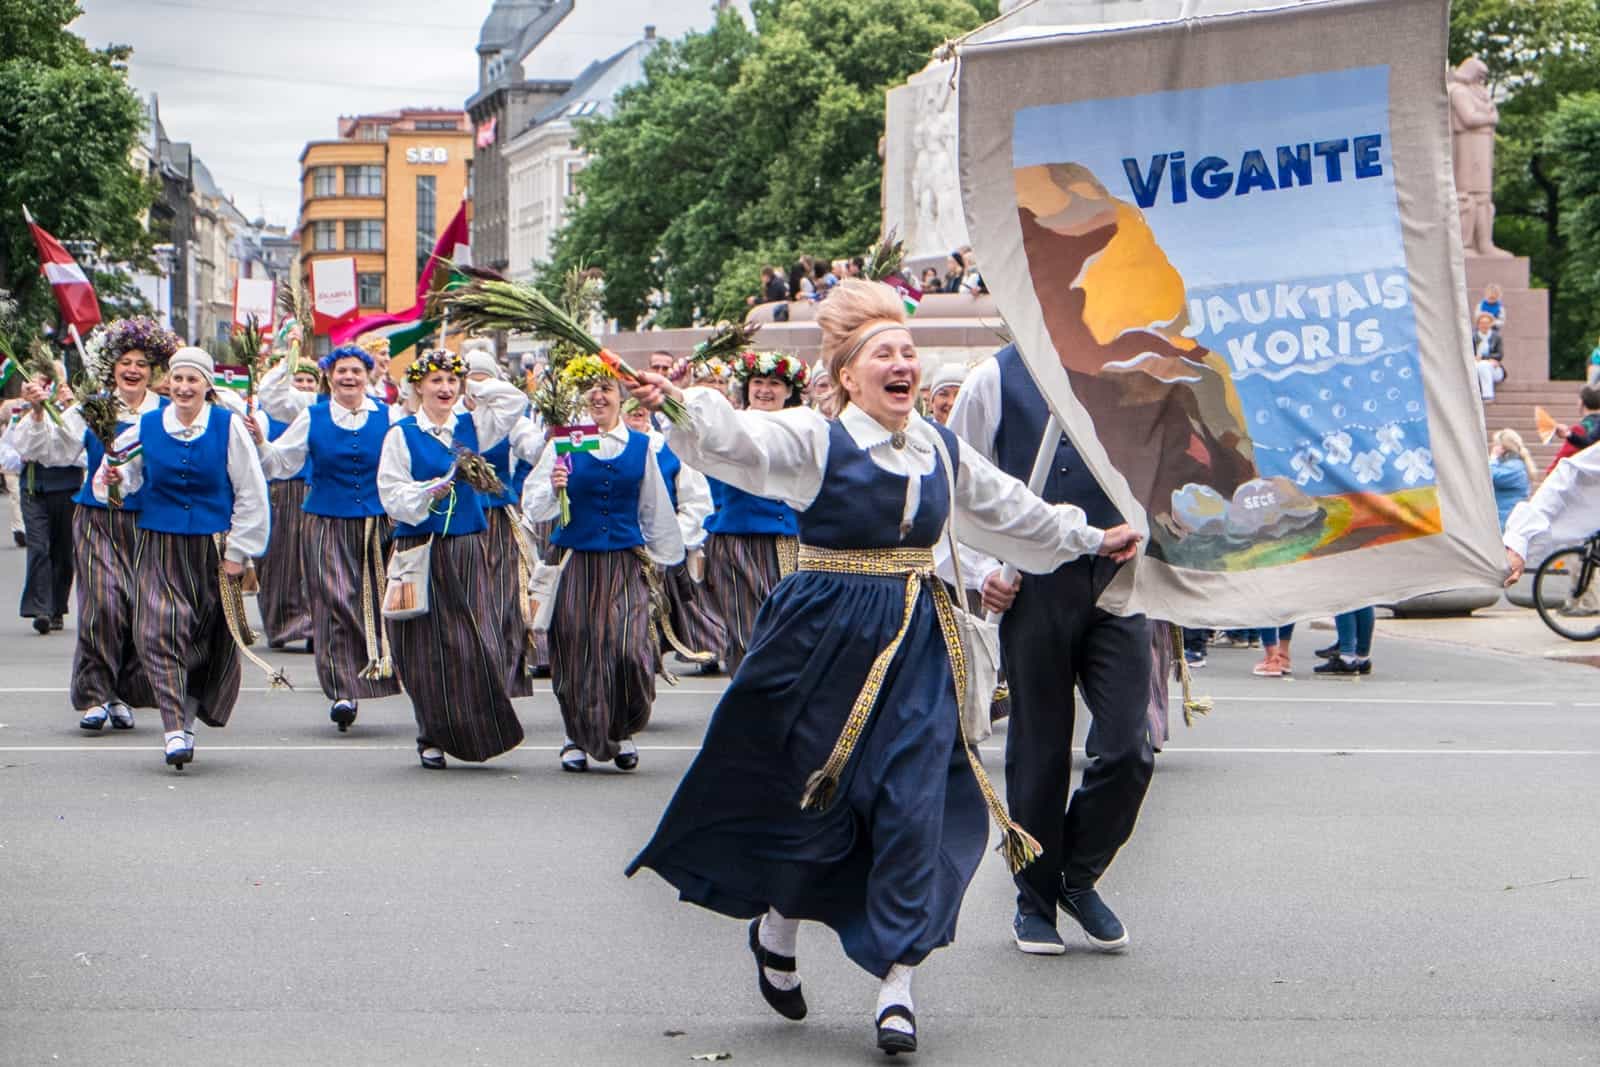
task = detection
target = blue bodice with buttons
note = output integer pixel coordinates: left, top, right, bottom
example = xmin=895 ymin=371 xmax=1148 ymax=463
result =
xmin=551 ymin=430 xmax=648 ymax=552
xmin=796 ymin=419 xmax=955 ymax=550
xmin=657 ymin=440 xmax=682 ymax=512
xmin=135 ymin=407 xmax=235 ymax=536
xmin=74 ymin=396 xmax=169 ymax=511
xmin=704 ymin=479 xmax=798 ymax=536
xmin=302 ymin=402 xmax=386 ymax=518
xmin=391 ymin=413 xmax=487 ymax=538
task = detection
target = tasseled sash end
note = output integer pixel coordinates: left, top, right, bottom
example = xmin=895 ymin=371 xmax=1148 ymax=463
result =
xmin=358 ymin=656 xmax=394 ymax=682
xmin=268 ymin=669 xmax=295 ymax=692
xmin=996 ymin=821 xmax=1044 ymax=874
xmin=799 ymin=769 xmax=838 ymax=813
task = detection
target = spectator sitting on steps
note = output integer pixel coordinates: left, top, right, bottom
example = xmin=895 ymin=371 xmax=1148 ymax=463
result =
xmin=1472 ymin=312 xmax=1505 ymax=401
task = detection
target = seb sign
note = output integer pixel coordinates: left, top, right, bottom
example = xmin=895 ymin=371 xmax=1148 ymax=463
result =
xmin=405 ymin=147 xmax=450 ymax=164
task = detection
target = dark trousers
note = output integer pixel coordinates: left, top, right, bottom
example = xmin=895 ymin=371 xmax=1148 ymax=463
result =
xmin=1001 ymin=556 xmax=1154 ymax=920
xmin=1182 ymin=627 xmax=1208 ymax=656
xmin=20 ymin=488 xmax=75 ymax=620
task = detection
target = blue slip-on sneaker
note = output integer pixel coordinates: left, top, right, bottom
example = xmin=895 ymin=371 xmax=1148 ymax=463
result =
xmin=1012 ymin=909 xmax=1066 ymax=955
xmin=1059 ymin=887 xmax=1129 ymax=952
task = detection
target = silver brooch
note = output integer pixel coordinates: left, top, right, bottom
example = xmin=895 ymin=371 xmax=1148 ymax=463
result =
xmin=890 ymin=430 xmax=908 ymax=450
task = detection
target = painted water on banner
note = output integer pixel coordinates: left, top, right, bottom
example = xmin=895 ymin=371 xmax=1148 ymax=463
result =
xmin=1012 ymin=66 xmax=1439 ymax=572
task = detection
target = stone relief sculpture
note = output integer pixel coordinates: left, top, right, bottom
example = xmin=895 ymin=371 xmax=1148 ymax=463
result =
xmin=910 ymin=77 xmax=966 ymax=259
xmin=1448 ymin=56 xmax=1510 ymax=258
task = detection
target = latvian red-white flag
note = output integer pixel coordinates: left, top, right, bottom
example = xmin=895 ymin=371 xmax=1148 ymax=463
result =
xmin=24 ymin=207 xmax=101 ymax=338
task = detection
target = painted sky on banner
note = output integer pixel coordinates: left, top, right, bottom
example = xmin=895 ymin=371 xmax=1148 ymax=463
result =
xmin=1013 ymin=66 xmax=1435 ymax=498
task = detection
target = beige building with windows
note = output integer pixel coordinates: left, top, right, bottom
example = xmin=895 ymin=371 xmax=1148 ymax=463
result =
xmin=297 ymin=109 xmax=473 ymax=349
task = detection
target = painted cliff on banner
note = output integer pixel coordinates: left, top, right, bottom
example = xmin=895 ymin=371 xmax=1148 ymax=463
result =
xmin=1013 ymin=66 xmax=1440 ymax=572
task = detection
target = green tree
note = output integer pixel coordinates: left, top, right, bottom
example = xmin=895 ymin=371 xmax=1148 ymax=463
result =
xmin=546 ymin=0 xmax=986 ymax=328
xmin=1450 ymin=0 xmax=1600 ymax=377
xmin=0 ymin=0 xmax=156 ymax=342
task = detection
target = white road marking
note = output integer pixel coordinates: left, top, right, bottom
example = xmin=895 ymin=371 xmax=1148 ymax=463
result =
xmin=0 ymin=745 xmax=1595 ymax=756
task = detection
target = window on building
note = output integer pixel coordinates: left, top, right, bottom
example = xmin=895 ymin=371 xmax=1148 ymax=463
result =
xmin=346 ymin=220 xmax=384 ymax=251
xmin=416 ymin=175 xmax=437 ymax=282
xmin=311 ymin=220 xmax=337 ymax=251
xmin=357 ymin=272 xmax=384 ymax=308
xmin=466 ymin=160 xmax=474 ymax=200
xmin=310 ymin=167 xmax=336 ymax=198
xmin=345 ymin=165 xmax=383 ymax=197
xmin=564 ymin=160 xmax=585 ymax=199
xmin=358 ymin=124 xmax=388 ymax=142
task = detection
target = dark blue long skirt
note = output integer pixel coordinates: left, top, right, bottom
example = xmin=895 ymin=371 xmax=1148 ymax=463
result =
xmin=627 ymin=570 xmax=988 ymax=979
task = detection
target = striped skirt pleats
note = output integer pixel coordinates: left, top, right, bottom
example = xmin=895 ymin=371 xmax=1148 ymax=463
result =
xmin=526 ymin=517 xmax=554 ymax=670
xmin=702 ymin=532 xmax=783 ymax=675
xmin=388 ymin=533 xmax=524 ymax=762
xmin=69 ymin=504 xmax=155 ymax=711
xmin=303 ymin=513 xmax=401 ymax=702
xmin=549 ymin=549 xmax=657 ymax=761
xmin=130 ymin=531 xmax=242 ymax=733
xmin=664 ymin=561 xmax=725 ymax=661
xmin=484 ymin=506 xmax=534 ymax=697
xmin=256 ymin=480 xmax=314 ymax=646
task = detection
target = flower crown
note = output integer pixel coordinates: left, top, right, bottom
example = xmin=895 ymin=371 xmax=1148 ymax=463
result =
xmin=319 ymin=344 xmax=374 ymax=373
xmin=405 ymin=348 xmax=467 ymax=383
xmin=102 ymin=317 xmax=180 ymax=364
xmin=731 ymin=350 xmax=809 ymax=389
xmin=561 ymin=353 xmax=616 ymax=390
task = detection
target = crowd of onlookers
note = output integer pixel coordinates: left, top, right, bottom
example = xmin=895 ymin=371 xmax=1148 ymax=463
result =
xmin=747 ymin=246 xmax=987 ymax=318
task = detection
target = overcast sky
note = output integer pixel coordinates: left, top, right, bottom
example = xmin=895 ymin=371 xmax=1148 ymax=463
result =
xmin=71 ymin=1 xmax=748 ymax=228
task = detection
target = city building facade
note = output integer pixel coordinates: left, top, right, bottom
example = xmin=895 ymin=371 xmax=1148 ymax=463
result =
xmin=297 ymin=108 xmax=473 ymax=349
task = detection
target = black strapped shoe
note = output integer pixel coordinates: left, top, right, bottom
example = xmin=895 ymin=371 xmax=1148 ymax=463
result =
xmin=876 ymin=1005 xmax=917 ymax=1055
xmin=747 ymin=917 xmax=807 ymax=1021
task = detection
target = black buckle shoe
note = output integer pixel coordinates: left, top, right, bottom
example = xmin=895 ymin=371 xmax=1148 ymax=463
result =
xmin=876 ymin=1005 xmax=917 ymax=1055
xmin=330 ymin=700 xmax=357 ymax=732
xmin=418 ymin=745 xmax=446 ymax=770
xmin=748 ymin=917 xmax=807 ymax=1021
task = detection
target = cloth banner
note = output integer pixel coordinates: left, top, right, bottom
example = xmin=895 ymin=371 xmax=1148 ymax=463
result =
xmin=233 ymin=276 xmax=275 ymax=332
xmin=309 ymin=257 xmax=358 ymax=335
xmin=957 ymin=0 xmax=1504 ymax=626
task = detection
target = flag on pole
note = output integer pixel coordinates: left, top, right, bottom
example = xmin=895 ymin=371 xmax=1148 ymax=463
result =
xmin=24 ymin=207 xmax=101 ymax=337
xmin=887 ymin=274 xmax=923 ymax=316
xmin=330 ymin=201 xmax=470 ymax=346
xmin=214 ymin=365 xmax=251 ymax=392
xmin=551 ymin=424 xmax=602 ymax=455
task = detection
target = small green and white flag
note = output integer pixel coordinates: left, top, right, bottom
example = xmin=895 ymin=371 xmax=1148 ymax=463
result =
xmin=551 ymin=424 xmax=601 ymax=456
xmin=214 ymin=364 xmax=251 ymax=392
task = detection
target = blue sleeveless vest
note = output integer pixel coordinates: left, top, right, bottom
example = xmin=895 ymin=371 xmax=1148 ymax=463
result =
xmin=267 ymin=414 xmax=312 ymax=484
xmin=136 ymin=407 xmax=235 ymax=536
xmin=656 ymin=440 xmax=682 ymax=513
xmin=704 ymin=479 xmax=798 ymax=537
xmin=797 ymin=420 xmax=953 ymax=550
xmin=74 ymin=395 xmax=169 ymax=511
xmin=390 ymin=413 xmax=487 ymax=538
xmin=994 ymin=345 xmax=1122 ymax=528
xmin=551 ymin=430 xmax=648 ymax=552
xmin=303 ymin=402 xmax=387 ymax=518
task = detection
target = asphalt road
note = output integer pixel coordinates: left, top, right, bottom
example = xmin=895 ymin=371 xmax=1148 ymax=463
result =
xmin=1 ymin=540 xmax=1597 ymax=1066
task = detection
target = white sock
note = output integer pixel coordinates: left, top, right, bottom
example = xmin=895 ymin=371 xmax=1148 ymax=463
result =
xmin=618 ymin=738 xmax=637 ymax=757
xmin=560 ymin=737 xmax=585 ymax=763
xmin=759 ymin=909 xmax=800 ymax=991
xmin=163 ymin=730 xmax=186 ymax=753
xmin=81 ymin=704 xmax=108 ymax=720
xmin=876 ymin=963 xmax=915 ymax=1033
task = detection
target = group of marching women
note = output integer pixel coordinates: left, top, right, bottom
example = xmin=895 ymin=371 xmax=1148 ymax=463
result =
xmin=8 ymin=279 xmax=1149 ymax=1054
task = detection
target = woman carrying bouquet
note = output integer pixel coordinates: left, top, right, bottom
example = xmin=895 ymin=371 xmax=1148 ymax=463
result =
xmin=521 ymin=357 xmax=683 ymax=773
xmin=11 ymin=317 xmax=176 ymax=731
xmin=375 ymin=348 xmax=528 ymax=769
xmin=95 ymin=347 xmax=271 ymax=771
xmin=627 ymin=280 xmax=1140 ymax=1055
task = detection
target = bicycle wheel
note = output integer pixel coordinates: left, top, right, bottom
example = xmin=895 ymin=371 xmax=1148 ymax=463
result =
xmin=1532 ymin=548 xmax=1600 ymax=641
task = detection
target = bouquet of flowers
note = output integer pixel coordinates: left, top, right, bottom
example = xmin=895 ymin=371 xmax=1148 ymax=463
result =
xmin=688 ymin=320 xmax=762 ymax=371
xmin=525 ymin=368 xmax=584 ymax=527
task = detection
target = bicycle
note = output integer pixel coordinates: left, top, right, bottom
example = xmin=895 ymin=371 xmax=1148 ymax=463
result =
xmin=1532 ymin=530 xmax=1600 ymax=641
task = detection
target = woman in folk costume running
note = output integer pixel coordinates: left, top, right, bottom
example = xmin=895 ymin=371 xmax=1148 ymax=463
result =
xmin=376 ymin=348 xmax=529 ymax=770
xmin=255 ymin=358 xmax=320 ymax=650
xmin=626 ymin=280 xmax=1140 ymax=1055
xmin=252 ymin=345 xmax=403 ymax=733
xmin=462 ymin=342 xmax=546 ymax=698
xmin=700 ymin=352 xmax=809 ymax=674
xmin=623 ymin=397 xmax=725 ymax=669
xmin=522 ymin=357 xmax=684 ymax=774
xmin=10 ymin=317 xmax=176 ymax=732
xmin=96 ymin=347 xmax=272 ymax=771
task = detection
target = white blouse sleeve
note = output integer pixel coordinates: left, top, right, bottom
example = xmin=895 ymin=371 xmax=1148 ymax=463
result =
xmin=1505 ymin=447 xmax=1600 ymax=564
xmin=950 ymin=443 xmax=1104 ymax=575
xmin=257 ymin=408 xmax=311 ymax=481
xmin=639 ymin=449 xmax=686 ymax=566
xmin=507 ymin=415 xmax=547 ymax=469
xmin=376 ymin=424 xmax=438 ymax=527
xmin=256 ymin=359 xmax=315 ymax=423
xmin=663 ymin=387 xmax=828 ymax=511
xmin=11 ymin=406 xmax=87 ymax=467
xmin=520 ymin=439 xmax=561 ymax=523
xmin=466 ymin=379 xmax=527 ymax=451
xmin=93 ymin=422 xmax=144 ymax=502
xmin=674 ymin=463 xmax=714 ymax=549
xmin=224 ymin=414 xmax=271 ymax=562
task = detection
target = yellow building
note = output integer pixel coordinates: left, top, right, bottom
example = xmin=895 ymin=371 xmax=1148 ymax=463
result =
xmin=298 ymin=109 xmax=473 ymax=352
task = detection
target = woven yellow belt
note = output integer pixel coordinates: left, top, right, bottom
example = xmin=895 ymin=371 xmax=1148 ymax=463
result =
xmin=793 ymin=544 xmax=1040 ymax=873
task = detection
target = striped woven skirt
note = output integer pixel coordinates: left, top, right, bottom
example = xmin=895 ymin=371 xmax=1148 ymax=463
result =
xmin=484 ymin=506 xmax=534 ymax=697
xmin=69 ymin=504 xmax=155 ymax=711
xmin=664 ymin=561 xmax=725 ymax=662
xmin=703 ymin=532 xmax=784 ymax=675
xmin=257 ymin=480 xmax=314 ymax=647
xmin=303 ymin=513 xmax=401 ymax=702
xmin=130 ymin=531 xmax=241 ymax=733
xmin=549 ymin=549 xmax=657 ymax=761
xmin=388 ymin=532 xmax=524 ymax=762
xmin=526 ymin=518 xmax=554 ymax=670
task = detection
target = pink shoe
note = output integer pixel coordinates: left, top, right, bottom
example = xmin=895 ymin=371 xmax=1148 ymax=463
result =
xmin=1252 ymin=651 xmax=1283 ymax=677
